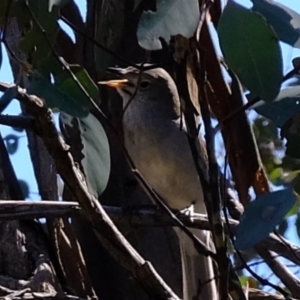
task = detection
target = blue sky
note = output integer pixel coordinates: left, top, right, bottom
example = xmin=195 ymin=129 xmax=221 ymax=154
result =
xmin=0 ymin=0 xmax=86 ymax=198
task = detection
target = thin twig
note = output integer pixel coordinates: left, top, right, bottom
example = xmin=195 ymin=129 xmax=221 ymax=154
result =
xmin=256 ymin=248 xmax=300 ymax=298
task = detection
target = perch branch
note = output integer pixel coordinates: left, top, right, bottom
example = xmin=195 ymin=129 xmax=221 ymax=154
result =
xmin=0 ymin=200 xmax=300 ymax=273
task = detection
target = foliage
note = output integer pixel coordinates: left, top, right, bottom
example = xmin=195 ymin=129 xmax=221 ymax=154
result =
xmin=218 ymin=1 xmax=283 ymax=102
xmin=60 ymin=113 xmax=110 ymax=198
xmin=235 ymin=188 xmax=296 ymax=249
xmin=0 ymin=0 xmax=300 ymax=299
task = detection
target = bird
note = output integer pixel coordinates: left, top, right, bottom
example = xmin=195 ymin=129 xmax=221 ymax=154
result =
xmin=100 ymin=66 xmax=217 ymax=300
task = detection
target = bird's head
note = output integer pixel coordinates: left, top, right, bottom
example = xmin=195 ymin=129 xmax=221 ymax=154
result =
xmin=98 ymin=66 xmax=180 ymax=109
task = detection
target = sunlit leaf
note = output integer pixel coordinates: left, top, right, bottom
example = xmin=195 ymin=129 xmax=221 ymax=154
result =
xmin=54 ymin=65 xmax=99 ymax=108
xmin=269 ymin=167 xmax=283 ymax=184
xmin=60 ymin=113 xmax=110 ymax=197
xmin=235 ymin=188 xmax=296 ymax=250
xmin=218 ymin=1 xmax=283 ymax=102
xmin=137 ymin=0 xmax=199 ymax=50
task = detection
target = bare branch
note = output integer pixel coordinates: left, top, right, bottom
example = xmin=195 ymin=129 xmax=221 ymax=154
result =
xmin=0 ymin=200 xmax=79 ymax=219
xmin=256 ymin=248 xmax=300 ymax=298
xmin=0 ymin=114 xmax=33 ymax=129
xmin=0 ymin=200 xmax=300 ymax=277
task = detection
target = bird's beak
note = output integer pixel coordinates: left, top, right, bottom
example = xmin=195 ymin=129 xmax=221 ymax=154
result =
xmin=98 ymin=67 xmax=129 ymax=88
xmin=97 ymin=79 xmax=128 ymax=88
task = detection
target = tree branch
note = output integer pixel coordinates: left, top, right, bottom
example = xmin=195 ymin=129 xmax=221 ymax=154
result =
xmin=0 ymin=114 xmax=33 ymax=129
xmin=0 ymin=200 xmax=300 ymax=276
xmin=0 ymin=82 xmax=180 ymax=300
xmin=256 ymin=248 xmax=300 ymax=298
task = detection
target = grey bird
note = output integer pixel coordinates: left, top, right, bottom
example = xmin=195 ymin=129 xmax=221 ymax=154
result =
xmin=100 ymin=66 xmax=217 ymax=300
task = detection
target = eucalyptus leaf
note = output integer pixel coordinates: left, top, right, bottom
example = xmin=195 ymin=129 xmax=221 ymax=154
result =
xmin=18 ymin=0 xmax=60 ymax=69
xmin=60 ymin=113 xmax=110 ymax=197
xmin=218 ymin=1 xmax=283 ymax=102
xmin=28 ymin=72 xmax=88 ymax=117
xmin=235 ymin=188 xmax=296 ymax=250
xmin=255 ymin=86 xmax=300 ymax=127
xmin=54 ymin=65 xmax=99 ymax=107
xmin=28 ymin=65 xmax=98 ymax=118
xmin=252 ymin=0 xmax=300 ymax=48
xmin=137 ymin=0 xmax=199 ymax=50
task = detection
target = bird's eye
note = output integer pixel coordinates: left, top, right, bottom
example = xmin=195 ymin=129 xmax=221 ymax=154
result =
xmin=140 ymin=80 xmax=150 ymax=89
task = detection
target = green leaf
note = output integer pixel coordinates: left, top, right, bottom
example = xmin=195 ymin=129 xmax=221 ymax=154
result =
xmin=238 ymin=276 xmax=259 ymax=289
xmin=4 ymin=134 xmax=19 ymax=155
xmin=16 ymin=0 xmax=60 ymax=69
xmin=54 ymin=65 xmax=100 ymax=108
xmin=0 ymin=86 xmax=18 ymax=113
xmin=235 ymin=188 xmax=296 ymax=250
xmin=269 ymin=167 xmax=283 ymax=184
xmin=218 ymin=1 xmax=283 ymax=102
xmin=28 ymin=65 xmax=98 ymax=117
xmin=252 ymin=0 xmax=300 ymax=48
xmin=255 ymin=86 xmax=300 ymax=127
xmin=60 ymin=113 xmax=110 ymax=197
xmin=137 ymin=0 xmax=199 ymax=50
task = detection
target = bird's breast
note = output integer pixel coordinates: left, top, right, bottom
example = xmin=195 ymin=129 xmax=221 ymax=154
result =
xmin=123 ymin=104 xmax=205 ymax=212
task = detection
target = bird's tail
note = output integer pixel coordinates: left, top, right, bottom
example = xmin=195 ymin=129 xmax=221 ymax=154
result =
xmin=175 ymin=227 xmax=218 ymax=300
